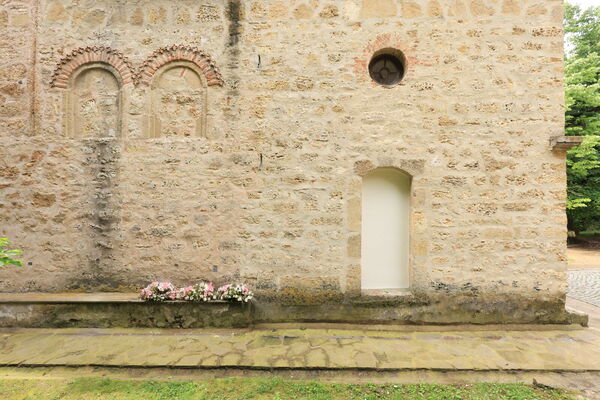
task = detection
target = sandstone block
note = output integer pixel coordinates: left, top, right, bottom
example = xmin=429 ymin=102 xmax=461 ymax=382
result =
xmin=32 ymin=193 xmax=56 ymax=207
xmin=0 ymin=10 xmax=8 ymax=29
xmin=401 ymin=1 xmax=422 ymax=18
xmin=360 ymin=0 xmax=396 ymax=18
xmin=438 ymin=117 xmax=457 ymax=126
xmin=347 ymin=234 xmax=361 ymax=258
xmin=347 ymin=197 xmax=361 ymax=232
xmin=1 ymin=83 xmax=25 ymax=97
xmin=268 ymin=2 xmax=287 ymax=19
xmin=354 ymin=160 xmax=375 ymax=176
xmin=319 ymin=5 xmax=339 ymax=18
xmin=0 ymin=64 xmax=27 ymax=81
xmin=130 ymin=8 xmax=143 ymax=25
xmin=45 ymin=1 xmax=67 ymax=22
xmin=470 ymin=0 xmax=494 ymax=16
xmin=293 ymin=4 xmax=313 ymax=19
xmin=527 ymin=4 xmax=547 ymax=16
xmin=501 ymin=0 xmax=520 ymax=15
xmin=447 ymin=0 xmax=467 ymax=16
xmin=0 ymin=103 xmax=20 ymax=117
xmin=148 ymin=7 xmax=167 ymax=23
xmin=10 ymin=12 xmax=30 ymax=27
xmin=427 ymin=0 xmax=443 ymax=17
xmin=345 ymin=264 xmax=361 ymax=296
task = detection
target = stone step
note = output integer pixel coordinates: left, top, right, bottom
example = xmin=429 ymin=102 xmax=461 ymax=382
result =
xmin=1 ymin=326 xmax=600 ymax=372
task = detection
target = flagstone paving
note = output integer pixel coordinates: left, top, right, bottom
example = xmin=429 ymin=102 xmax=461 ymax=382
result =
xmin=1 ymin=326 xmax=599 ymax=372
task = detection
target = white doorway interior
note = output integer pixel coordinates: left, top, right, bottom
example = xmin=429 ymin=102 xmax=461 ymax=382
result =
xmin=361 ymin=168 xmax=410 ymax=290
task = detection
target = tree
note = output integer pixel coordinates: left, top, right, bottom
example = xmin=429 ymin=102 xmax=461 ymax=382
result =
xmin=0 ymin=238 xmax=22 ymax=267
xmin=564 ymin=2 xmax=600 ymax=233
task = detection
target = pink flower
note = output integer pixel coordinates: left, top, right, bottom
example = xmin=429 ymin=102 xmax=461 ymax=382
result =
xmin=140 ymin=281 xmax=252 ymax=303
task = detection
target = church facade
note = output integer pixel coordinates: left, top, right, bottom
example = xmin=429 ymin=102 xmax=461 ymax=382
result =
xmin=0 ymin=0 xmax=581 ymax=324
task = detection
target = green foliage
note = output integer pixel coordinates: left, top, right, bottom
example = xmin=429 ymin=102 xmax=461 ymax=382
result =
xmin=0 ymin=238 xmax=22 ymax=267
xmin=565 ymin=2 xmax=600 ymax=232
xmin=0 ymin=378 xmax=579 ymax=400
xmin=565 ymin=2 xmax=600 ymax=58
xmin=578 ymin=230 xmax=600 ymax=236
xmin=565 ymin=53 xmax=600 ymax=137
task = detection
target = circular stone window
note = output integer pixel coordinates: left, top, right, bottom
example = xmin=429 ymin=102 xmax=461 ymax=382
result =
xmin=368 ymin=49 xmax=406 ymax=87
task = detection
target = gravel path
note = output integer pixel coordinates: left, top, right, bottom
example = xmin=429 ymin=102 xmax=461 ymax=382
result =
xmin=568 ymin=269 xmax=600 ymax=307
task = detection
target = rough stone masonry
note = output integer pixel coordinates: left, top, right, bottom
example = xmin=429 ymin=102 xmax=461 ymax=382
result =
xmin=0 ymin=0 xmax=577 ymax=324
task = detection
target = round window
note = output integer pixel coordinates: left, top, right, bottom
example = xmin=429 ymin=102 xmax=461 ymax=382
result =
xmin=368 ymin=51 xmax=405 ymax=86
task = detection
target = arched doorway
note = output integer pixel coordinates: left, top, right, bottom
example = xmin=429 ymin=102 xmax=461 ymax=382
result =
xmin=361 ymin=168 xmax=411 ymax=289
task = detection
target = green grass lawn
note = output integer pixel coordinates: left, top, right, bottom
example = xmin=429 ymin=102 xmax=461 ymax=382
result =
xmin=579 ymin=230 xmax=600 ymax=236
xmin=0 ymin=377 xmax=577 ymax=400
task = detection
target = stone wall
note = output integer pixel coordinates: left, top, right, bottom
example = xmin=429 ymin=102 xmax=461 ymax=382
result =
xmin=0 ymin=0 xmax=569 ymax=323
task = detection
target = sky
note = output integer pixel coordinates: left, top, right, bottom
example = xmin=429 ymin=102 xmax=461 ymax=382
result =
xmin=570 ymin=0 xmax=600 ymax=8
xmin=565 ymin=0 xmax=599 ymax=53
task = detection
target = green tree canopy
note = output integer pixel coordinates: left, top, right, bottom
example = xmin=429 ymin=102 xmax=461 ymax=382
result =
xmin=564 ymin=1 xmax=600 ymax=233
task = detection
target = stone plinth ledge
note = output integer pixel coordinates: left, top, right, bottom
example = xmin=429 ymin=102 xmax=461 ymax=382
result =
xmin=0 ymin=292 xmax=143 ymax=303
xmin=0 ymin=292 xmax=234 ymax=304
xmin=0 ymin=293 xmax=588 ymax=328
xmin=551 ymin=136 xmax=583 ymax=151
xmin=0 ymin=293 xmax=251 ymax=329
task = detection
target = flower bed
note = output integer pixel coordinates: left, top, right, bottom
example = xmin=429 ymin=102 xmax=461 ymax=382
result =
xmin=140 ymin=282 xmax=253 ymax=303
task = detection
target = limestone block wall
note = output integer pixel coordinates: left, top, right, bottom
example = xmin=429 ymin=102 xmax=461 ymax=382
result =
xmin=0 ymin=0 xmax=569 ymax=322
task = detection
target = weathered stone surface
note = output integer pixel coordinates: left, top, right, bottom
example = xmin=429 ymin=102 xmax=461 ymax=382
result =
xmin=31 ymin=192 xmax=56 ymax=207
xmin=0 ymin=10 xmax=7 ymax=30
xmin=319 ymin=4 xmax=338 ymax=18
xmin=469 ymin=0 xmax=494 ymax=16
xmin=360 ymin=0 xmax=396 ymax=18
xmin=527 ymin=3 xmax=548 ymax=16
xmin=0 ymin=290 xmax=589 ymax=327
xmin=401 ymin=1 xmax=422 ymax=18
xmin=427 ymin=0 xmax=443 ymax=17
xmin=0 ymin=0 xmax=571 ymax=324
xmin=501 ymin=0 xmax=520 ymax=15
xmin=0 ymin=296 xmax=252 ymax=329
xmin=293 ymin=4 xmax=313 ymax=19
xmin=1 ymin=325 xmax=599 ymax=371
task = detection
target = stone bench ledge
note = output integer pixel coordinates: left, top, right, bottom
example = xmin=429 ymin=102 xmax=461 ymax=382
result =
xmin=0 ymin=293 xmax=251 ymax=329
xmin=0 ymin=292 xmax=230 ymax=304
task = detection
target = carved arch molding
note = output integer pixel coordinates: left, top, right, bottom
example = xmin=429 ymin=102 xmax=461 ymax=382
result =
xmin=51 ymin=45 xmax=224 ymax=88
xmin=51 ymin=45 xmax=223 ymax=139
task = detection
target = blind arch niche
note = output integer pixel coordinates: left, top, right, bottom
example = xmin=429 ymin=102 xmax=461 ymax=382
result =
xmin=68 ymin=64 xmax=121 ymax=139
xmin=148 ymin=61 xmax=208 ymax=138
xmin=361 ymin=167 xmax=411 ymax=290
